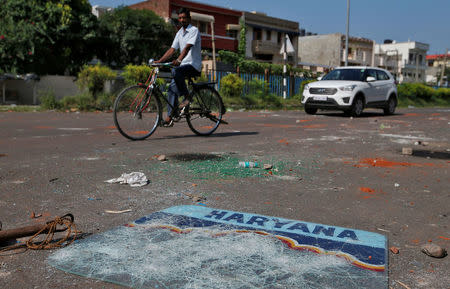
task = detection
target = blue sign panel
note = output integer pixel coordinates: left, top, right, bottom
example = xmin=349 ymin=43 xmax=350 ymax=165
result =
xmin=49 ymin=205 xmax=387 ymax=288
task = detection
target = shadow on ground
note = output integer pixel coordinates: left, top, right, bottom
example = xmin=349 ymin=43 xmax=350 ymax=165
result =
xmin=411 ymin=149 xmax=450 ymax=160
xmin=319 ymin=111 xmax=402 ymax=118
xmin=155 ymin=131 xmax=259 ymax=140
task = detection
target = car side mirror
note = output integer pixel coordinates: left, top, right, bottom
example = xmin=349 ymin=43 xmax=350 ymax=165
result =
xmin=366 ymin=76 xmax=376 ymax=82
xmin=317 ymin=76 xmax=323 ymax=81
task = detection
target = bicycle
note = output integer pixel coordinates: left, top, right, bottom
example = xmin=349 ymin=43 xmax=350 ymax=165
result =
xmin=113 ymin=61 xmax=226 ymax=140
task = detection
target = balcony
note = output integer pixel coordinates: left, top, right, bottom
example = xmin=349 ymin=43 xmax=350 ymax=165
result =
xmin=403 ymin=60 xmax=427 ymax=69
xmin=252 ymin=40 xmax=280 ymax=55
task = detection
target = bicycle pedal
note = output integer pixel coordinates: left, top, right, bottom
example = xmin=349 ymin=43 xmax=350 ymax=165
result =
xmin=162 ymin=119 xmax=174 ymax=127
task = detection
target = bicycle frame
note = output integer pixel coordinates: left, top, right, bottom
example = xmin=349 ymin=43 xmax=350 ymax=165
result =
xmin=133 ymin=63 xmax=177 ymax=123
xmin=142 ymin=63 xmax=210 ymax=123
xmin=113 ymin=61 xmax=225 ymax=139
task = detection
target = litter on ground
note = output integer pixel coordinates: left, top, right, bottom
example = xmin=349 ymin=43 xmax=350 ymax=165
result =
xmin=105 ymin=172 xmax=149 ymax=187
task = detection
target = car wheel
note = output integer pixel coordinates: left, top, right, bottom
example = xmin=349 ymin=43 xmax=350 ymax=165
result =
xmin=304 ymin=106 xmax=318 ymax=115
xmin=349 ymin=96 xmax=364 ymax=117
xmin=383 ymin=96 xmax=396 ymax=115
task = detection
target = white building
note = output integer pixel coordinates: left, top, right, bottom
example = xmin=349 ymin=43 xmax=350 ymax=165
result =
xmin=91 ymin=5 xmax=113 ymax=18
xmin=374 ymin=41 xmax=429 ymax=83
xmin=242 ymin=11 xmax=300 ymax=66
xmin=297 ymin=33 xmax=374 ymax=71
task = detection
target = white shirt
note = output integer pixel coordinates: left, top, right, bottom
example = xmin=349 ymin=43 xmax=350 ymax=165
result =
xmin=171 ymin=24 xmax=202 ymax=72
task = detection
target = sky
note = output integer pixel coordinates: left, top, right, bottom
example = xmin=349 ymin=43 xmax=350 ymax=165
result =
xmin=90 ymin=0 xmax=450 ymax=55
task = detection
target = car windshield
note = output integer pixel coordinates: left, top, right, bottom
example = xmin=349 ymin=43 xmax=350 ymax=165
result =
xmin=322 ymin=69 xmax=365 ymax=81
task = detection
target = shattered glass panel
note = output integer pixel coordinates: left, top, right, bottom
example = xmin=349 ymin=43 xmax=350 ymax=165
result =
xmin=48 ymin=206 xmax=387 ymax=288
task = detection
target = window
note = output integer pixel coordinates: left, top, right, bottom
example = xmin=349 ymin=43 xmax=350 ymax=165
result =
xmin=277 ymin=32 xmax=282 ymax=44
xmin=322 ymin=69 xmax=366 ymax=81
xmin=266 ymin=30 xmax=271 ymax=41
xmin=193 ymin=20 xmax=209 ymax=34
xmin=253 ymin=28 xmax=262 ymax=40
xmin=366 ymin=69 xmax=377 ymax=80
xmin=376 ymin=70 xmax=390 ymax=80
xmin=254 ymin=54 xmax=273 ymax=61
xmin=226 ymin=30 xmax=238 ymax=39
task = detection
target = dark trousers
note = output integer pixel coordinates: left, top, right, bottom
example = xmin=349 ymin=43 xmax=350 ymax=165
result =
xmin=167 ymin=65 xmax=200 ymax=116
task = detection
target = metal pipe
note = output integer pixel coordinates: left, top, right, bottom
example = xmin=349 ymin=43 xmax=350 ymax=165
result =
xmin=0 ymin=223 xmax=52 ymax=242
xmin=345 ymin=0 xmax=350 ymax=66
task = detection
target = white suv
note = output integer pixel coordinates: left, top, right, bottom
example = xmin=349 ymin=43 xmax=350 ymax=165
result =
xmin=301 ymin=66 xmax=397 ymax=116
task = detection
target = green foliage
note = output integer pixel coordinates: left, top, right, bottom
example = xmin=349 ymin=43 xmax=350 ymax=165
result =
xmin=194 ymin=72 xmax=209 ymax=83
xmin=60 ymin=93 xmax=94 ymax=110
xmin=238 ymin=19 xmax=246 ymax=58
xmin=60 ymin=95 xmax=77 ymax=109
xmin=220 ymin=75 xmax=281 ymax=109
xmin=95 ymin=92 xmax=115 ymax=111
xmin=96 ymin=7 xmax=174 ymax=67
xmin=77 ymin=64 xmax=116 ymax=98
xmin=122 ymin=64 xmax=153 ymax=85
xmin=0 ymin=0 xmax=97 ymax=75
xmin=218 ymin=50 xmax=240 ymax=67
xmin=396 ymin=83 xmax=450 ymax=107
xmin=247 ymin=79 xmax=269 ymax=96
xmin=217 ymin=50 xmax=309 ymax=77
xmin=299 ymin=79 xmax=317 ymax=95
xmin=238 ymin=59 xmax=267 ymax=74
xmin=246 ymin=79 xmax=281 ymax=108
xmin=38 ymin=89 xmax=59 ymax=109
xmin=433 ymin=87 xmax=450 ymax=99
xmin=220 ymin=73 xmax=244 ymax=99
xmin=398 ymin=83 xmax=437 ymax=100
xmin=269 ymin=64 xmax=285 ymax=75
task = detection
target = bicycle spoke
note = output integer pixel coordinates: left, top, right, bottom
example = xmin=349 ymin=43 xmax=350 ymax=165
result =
xmin=186 ymin=86 xmax=223 ymax=136
xmin=114 ymin=85 xmax=161 ymax=140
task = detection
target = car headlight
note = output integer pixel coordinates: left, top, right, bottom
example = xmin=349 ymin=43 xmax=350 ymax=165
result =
xmin=339 ymin=85 xmax=357 ymax=91
xmin=304 ymin=84 xmax=310 ymax=91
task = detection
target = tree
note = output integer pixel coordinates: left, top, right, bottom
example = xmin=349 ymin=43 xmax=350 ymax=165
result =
xmin=0 ymin=0 xmax=97 ymax=75
xmin=238 ymin=19 xmax=246 ymax=58
xmin=95 ymin=7 xmax=174 ymax=67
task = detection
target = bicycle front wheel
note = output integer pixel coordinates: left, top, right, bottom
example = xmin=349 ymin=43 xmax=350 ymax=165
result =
xmin=113 ymin=85 xmax=161 ymax=140
xmin=186 ymin=86 xmax=224 ymax=136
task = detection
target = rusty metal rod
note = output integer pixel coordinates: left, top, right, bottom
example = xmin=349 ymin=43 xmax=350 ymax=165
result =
xmin=0 ymin=223 xmax=53 ymax=242
xmin=0 ymin=214 xmax=73 ymax=242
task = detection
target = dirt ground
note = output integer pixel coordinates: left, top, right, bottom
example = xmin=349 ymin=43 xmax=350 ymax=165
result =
xmin=0 ymin=108 xmax=448 ymax=288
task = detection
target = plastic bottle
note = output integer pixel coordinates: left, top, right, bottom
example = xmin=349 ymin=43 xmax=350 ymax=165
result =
xmin=239 ymin=161 xmax=259 ymax=168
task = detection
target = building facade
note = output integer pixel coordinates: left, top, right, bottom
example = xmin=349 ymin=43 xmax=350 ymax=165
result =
xmin=425 ymin=53 xmax=449 ymax=85
xmin=297 ymin=33 xmax=374 ymax=70
xmin=91 ymin=5 xmax=114 ymax=18
xmin=374 ymin=41 xmax=429 ymax=83
xmin=242 ymin=11 xmax=300 ymax=66
xmin=130 ymin=0 xmax=242 ymax=53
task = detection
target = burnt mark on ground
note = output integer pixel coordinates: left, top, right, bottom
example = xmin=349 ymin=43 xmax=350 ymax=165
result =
xmin=170 ymin=153 xmax=224 ymax=162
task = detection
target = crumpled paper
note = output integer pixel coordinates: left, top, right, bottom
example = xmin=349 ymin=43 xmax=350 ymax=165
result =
xmin=105 ymin=172 xmax=149 ymax=187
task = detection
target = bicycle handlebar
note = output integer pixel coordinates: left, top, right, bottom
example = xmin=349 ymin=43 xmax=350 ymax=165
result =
xmin=148 ymin=59 xmax=172 ymax=67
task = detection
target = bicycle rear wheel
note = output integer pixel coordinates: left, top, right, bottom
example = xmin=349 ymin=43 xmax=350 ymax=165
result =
xmin=186 ymin=86 xmax=223 ymax=136
xmin=113 ymin=85 xmax=161 ymax=140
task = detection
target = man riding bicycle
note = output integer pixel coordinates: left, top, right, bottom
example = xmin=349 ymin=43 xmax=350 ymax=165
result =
xmin=154 ymin=7 xmax=202 ymax=126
